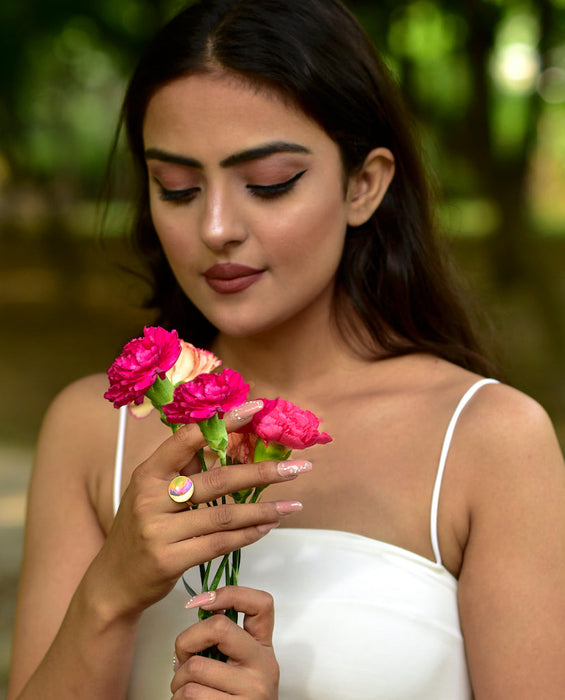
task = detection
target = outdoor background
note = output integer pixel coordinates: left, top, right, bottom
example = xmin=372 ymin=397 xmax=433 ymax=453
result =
xmin=1 ymin=0 xmax=564 ymax=696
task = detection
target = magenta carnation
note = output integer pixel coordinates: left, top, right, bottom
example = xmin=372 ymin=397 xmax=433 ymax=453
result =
xmin=246 ymin=397 xmax=332 ymax=450
xmin=104 ymin=326 xmax=181 ymax=408
xmin=163 ymin=368 xmax=250 ymax=423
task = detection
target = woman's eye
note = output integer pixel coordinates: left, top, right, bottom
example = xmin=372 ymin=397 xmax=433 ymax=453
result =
xmin=158 ymin=185 xmax=199 ymax=203
xmin=247 ymin=170 xmax=307 ymax=199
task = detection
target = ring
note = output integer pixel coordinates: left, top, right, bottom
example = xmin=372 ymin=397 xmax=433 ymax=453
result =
xmin=168 ymin=475 xmax=195 ymax=505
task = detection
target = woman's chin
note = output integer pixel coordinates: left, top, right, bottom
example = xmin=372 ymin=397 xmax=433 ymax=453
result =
xmin=203 ymin=310 xmax=293 ymax=341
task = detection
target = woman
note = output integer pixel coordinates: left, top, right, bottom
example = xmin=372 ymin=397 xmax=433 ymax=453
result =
xmin=9 ymin=0 xmax=565 ymax=698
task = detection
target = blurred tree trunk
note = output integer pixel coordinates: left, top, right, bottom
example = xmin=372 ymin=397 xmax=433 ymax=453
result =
xmin=457 ymin=0 xmax=565 ymax=364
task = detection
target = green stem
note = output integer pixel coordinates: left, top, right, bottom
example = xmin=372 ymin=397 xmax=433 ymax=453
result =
xmin=210 ymin=555 xmax=230 ymax=590
xmin=198 ymin=448 xmax=219 ymax=507
xmin=230 ymin=548 xmax=241 ymax=585
xmin=201 ymin=562 xmax=210 ymax=591
xmin=198 ymin=448 xmax=208 ymax=472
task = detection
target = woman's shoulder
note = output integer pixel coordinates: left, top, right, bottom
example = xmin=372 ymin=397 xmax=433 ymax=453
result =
xmin=41 ymin=373 xmax=116 ymax=432
xmin=50 ymin=372 xmax=114 ymax=405
xmin=373 ymin=353 xmax=561 ymax=468
xmin=441 ymin=371 xmax=564 ymax=517
xmin=452 ymin=377 xmax=560 ymax=461
xmin=36 ymin=373 xmax=119 ymax=473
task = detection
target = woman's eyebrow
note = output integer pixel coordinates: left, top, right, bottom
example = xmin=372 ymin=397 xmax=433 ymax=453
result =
xmin=220 ymin=141 xmax=311 ymax=167
xmin=144 ymin=141 xmax=311 ymax=169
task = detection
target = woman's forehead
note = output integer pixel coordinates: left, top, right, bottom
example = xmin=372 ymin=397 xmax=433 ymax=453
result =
xmin=142 ymin=71 xmax=329 ymax=154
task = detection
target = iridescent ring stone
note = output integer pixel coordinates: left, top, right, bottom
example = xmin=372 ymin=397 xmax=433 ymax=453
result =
xmin=168 ymin=475 xmax=195 ymax=504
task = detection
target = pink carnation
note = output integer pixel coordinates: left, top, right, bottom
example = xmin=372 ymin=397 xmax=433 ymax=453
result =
xmin=163 ymin=368 xmax=250 ymax=423
xmin=104 ymin=326 xmax=181 ymax=408
xmin=245 ymin=398 xmax=332 ymax=450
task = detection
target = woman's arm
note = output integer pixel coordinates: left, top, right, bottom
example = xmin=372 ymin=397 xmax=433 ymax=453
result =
xmin=457 ymin=385 xmax=565 ymax=698
xmin=8 ymin=378 xmax=121 ymax=699
xmin=8 ymin=378 xmax=306 ymax=699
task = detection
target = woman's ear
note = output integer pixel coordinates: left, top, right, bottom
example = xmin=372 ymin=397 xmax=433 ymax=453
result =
xmin=346 ymin=147 xmax=395 ymax=227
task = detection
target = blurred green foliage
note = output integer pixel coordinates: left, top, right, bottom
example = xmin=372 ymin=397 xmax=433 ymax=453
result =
xmin=0 ymin=0 xmax=563 ymax=445
xmin=0 ymin=0 xmax=562 ymax=218
xmin=1 ymin=1 xmax=564 ymax=233
xmin=0 ymin=0 xmax=182 ymax=188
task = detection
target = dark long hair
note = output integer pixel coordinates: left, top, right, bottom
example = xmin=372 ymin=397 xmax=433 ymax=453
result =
xmin=119 ymin=0 xmax=496 ymax=375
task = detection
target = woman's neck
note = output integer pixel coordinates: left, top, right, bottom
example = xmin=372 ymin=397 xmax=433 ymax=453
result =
xmin=211 ymin=307 xmax=369 ymax=399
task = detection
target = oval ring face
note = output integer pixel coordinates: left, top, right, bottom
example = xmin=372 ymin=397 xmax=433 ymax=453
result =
xmin=168 ymin=475 xmax=195 ymax=504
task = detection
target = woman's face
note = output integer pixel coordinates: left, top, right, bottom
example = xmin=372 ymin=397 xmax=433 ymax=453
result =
xmin=143 ymin=72 xmax=357 ymax=338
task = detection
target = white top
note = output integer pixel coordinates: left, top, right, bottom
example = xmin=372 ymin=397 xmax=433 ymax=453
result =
xmin=114 ymin=378 xmax=498 ymax=698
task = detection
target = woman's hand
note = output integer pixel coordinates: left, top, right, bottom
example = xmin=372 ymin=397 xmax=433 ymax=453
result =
xmin=88 ymin=402 xmax=310 ymax=619
xmin=172 ymin=586 xmax=279 ymax=699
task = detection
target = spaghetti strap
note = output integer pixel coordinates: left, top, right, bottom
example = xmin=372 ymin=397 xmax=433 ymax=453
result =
xmin=113 ymin=405 xmax=128 ymax=516
xmin=430 ymin=378 xmax=499 ymax=565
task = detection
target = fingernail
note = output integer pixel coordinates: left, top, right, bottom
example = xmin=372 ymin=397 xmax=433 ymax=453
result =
xmin=275 ymin=500 xmax=303 ymax=515
xmin=226 ymin=400 xmax=264 ymax=423
xmin=185 ymin=590 xmax=216 ymax=609
xmin=257 ymin=521 xmax=280 ymax=534
xmin=277 ymin=460 xmax=312 ymax=477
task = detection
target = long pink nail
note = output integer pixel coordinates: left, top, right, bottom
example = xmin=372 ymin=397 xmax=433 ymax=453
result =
xmin=277 ymin=460 xmax=312 ymax=477
xmin=185 ymin=590 xmax=216 ymax=609
xmin=226 ymin=400 xmax=264 ymax=423
xmin=275 ymin=500 xmax=303 ymax=515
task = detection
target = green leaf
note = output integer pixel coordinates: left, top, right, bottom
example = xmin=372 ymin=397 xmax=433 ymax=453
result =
xmin=181 ymin=575 xmax=198 ymax=599
xmin=231 ymin=488 xmax=253 ymax=503
xmin=207 ymin=554 xmax=230 ymax=591
xmin=250 ymin=485 xmax=267 ymax=503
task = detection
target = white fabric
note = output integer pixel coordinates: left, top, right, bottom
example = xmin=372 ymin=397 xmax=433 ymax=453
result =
xmin=114 ymin=378 xmax=498 ymax=698
xmin=128 ymin=530 xmax=470 ymax=699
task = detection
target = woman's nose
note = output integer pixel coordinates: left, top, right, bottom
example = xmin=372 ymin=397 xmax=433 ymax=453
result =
xmin=199 ymin=185 xmax=247 ymax=250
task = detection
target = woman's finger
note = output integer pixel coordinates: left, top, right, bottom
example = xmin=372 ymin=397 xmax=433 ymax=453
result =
xmin=174 ymin=524 xmax=280 ymax=581
xmin=175 ymin=587 xmax=275 ymax=668
xmin=223 ymin=400 xmax=264 ymax=432
xmin=186 ymin=586 xmax=275 ymax=647
xmin=173 ymin=613 xmax=278 ymax=697
xmin=172 ymin=653 xmax=242 ymax=696
xmin=138 ymin=400 xmax=265 ymax=480
xmin=163 ymin=458 xmax=312 ymax=511
xmin=172 ymin=679 xmax=229 ymax=700
xmin=169 ymin=497 xmax=301 ymax=536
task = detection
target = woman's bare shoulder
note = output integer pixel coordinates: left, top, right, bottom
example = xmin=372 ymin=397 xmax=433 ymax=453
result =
xmin=48 ymin=372 xmax=112 ymax=407
xmin=447 ymin=379 xmax=564 ymax=526
xmin=384 ymin=355 xmax=563 ymax=481
xmin=36 ymin=373 xmax=118 ymax=469
xmin=456 ymin=380 xmax=561 ymax=462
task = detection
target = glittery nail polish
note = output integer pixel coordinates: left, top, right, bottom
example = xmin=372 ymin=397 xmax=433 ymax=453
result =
xmin=277 ymin=460 xmax=312 ymax=477
xmin=275 ymin=500 xmax=303 ymax=515
xmin=185 ymin=590 xmax=217 ymax=609
xmin=227 ymin=400 xmax=264 ymax=422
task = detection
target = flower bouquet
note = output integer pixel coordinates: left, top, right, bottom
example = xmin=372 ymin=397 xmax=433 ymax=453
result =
xmin=104 ymin=326 xmax=331 ymax=655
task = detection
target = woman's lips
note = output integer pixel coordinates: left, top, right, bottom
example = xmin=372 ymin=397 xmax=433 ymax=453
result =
xmin=203 ymin=263 xmax=264 ymax=294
